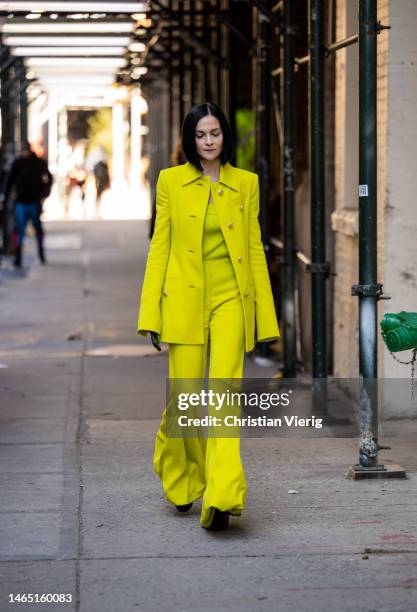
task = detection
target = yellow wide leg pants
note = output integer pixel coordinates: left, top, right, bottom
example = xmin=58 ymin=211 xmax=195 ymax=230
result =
xmin=153 ymin=256 xmax=247 ymax=527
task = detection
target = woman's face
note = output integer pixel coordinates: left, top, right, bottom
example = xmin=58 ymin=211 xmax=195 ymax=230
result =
xmin=195 ymin=115 xmax=223 ymax=163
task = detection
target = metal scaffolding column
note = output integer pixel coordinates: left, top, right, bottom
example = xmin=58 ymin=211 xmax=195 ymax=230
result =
xmin=309 ymin=0 xmax=328 ymax=380
xmin=226 ymin=1 xmax=236 ymax=156
xmin=178 ymin=0 xmax=185 ymax=126
xmin=18 ymin=59 xmax=28 ymax=147
xmin=282 ymin=0 xmax=297 ymax=377
xmin=353 ymin=0 xmax=381 ymax=469
xmin=255 ymin=1 xmax=271 ymax=250
xmin=216 ymin=0 xmax=222 ymax=105
xmin=203 ymin=0 xmax=212 ymax=101
xmin=190 ymin=0 xmax=197 ymax=105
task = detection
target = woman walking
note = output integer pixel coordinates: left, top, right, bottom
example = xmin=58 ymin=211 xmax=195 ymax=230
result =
xmin=137 ymin=102 xmax=279 ymax=530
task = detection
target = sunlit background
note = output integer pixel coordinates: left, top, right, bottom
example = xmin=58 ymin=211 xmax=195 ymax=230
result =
xmin=0 ymin=2 xmax=151 ymax=221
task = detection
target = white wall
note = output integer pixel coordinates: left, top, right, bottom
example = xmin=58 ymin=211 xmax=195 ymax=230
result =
xmin=383 ymin=1 xmax=417 ymax=378
xmin=381 ymin=1 xmax=417 ymax=417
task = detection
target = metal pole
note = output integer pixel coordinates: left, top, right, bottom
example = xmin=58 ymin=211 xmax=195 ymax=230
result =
xmin=256 ymin=1 xmax=271 ymax=249
xmin=254 ymin=1 xmax=273 ymax=359
xmin=178 ymin=0 xmax=185 ymax=126
xmin=0 ymin=45 xmax=10 ymax=174
xmin=308 ymin=0 xmax=329 ymax=422
xmin=167 ymin=64 xmax=173 ymax=155
xmin=282 ymin=0 xmax=297 ymax=377
xmin=8 ymin=64 xmax=17 ymax=159
xmin=227 ymin=2 xmax=236 ymax=161
xmin=0 ymin=46 xmax=17 ymax=254
xmin=309 ymin=0 xmax=328 ymax=380
xmin=216 ymin=0 xmax=222 ymax=104
xmin=167 ymin=0 xmax=174 ymax=152
xmin=356 ymin=0 xmax=379 ymax=466
xmin=19 ymin=61 xmax=28 ymax=147
xmin=203 ymin=0 xmax=212 ymax=100
xmin=0 ymin=47 xmax=9 ymax=253
xmin=190 ymin=0 xmax=196 ymax=104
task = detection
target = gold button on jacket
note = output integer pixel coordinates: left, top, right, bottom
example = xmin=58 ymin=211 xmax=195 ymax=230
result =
xmin=137 ymin=161 xmax=280 ymax=352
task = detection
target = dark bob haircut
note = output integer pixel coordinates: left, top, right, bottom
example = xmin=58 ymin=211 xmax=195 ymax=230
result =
xmin=181 ymin=102 xmax=234 ymax=171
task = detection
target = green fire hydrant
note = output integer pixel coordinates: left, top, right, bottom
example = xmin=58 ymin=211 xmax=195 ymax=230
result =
xmin=380 ymin=311 xmax=417 ymax=352
xmin=381 ymin=311 xmax=417 ymax=398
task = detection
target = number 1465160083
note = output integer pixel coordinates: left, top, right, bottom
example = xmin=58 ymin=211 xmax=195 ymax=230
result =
xmin=9 ymin=593 xmax=73 ymax=604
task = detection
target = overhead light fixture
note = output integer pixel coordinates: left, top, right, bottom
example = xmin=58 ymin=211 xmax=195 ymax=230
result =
xmin=12 ymin=46 xmax=126 ymax=56
xmin=132 ymin=66 xmax=147 ymax=76
xmin=134 ymin=17 xmax=151 ymax=28
xmin=0 ymin=2 xmax=147 ymax=12
xmin=26 ymin=69 xmax=118 ymax=78
xmin=1 ymin=21 xmax=135 ymax=34
xmin=4 ymin=35 xmax=131 ymax=45
xmin=62 ymin=99 xmax=112 ymax=107
xmin=128 ymin=42 xmax=145 ymax=53
xmin=39 ymin=74 xmax=113 ymax=82
xmin=131 ymin=66 xmax=147 ymax=80
xmin=66 ymin=13 xmax=90 ymax=20
xmin=25 ymin=57 xmax=126 ymax=67
xmin=42 ymin=84 xmax=110 ymax=90
xmin=24 ymin=12 xmax=41 ymax=19
xmin=42 ymin=88 xmax=113 ymax=97
xmin=57 ymin=81 xmax=112 ymax=87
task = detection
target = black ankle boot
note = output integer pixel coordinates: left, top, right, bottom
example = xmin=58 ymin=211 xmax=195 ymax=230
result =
xmin=176 ymin=503 xmax=193 ymax=513
xmin=204 ymin=508 xmax=230 ymax=531
xmin=13 ymin=246 xmax=22 ymax=268
xmin=38 ymin=244 xmax=46 ymax=264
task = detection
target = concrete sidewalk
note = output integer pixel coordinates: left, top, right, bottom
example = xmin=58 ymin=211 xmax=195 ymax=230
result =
xmin=0 ymin=220 xmax=416 ymax=612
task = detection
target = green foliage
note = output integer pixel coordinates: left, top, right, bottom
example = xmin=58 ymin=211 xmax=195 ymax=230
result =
xmin=87 ymin=108 xmax=112 ymax=158
xmin=235 ymin=108 xmax=255 ymax=171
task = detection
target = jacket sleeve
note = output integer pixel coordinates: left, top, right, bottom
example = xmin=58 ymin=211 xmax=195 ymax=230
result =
xmin=248 ymin=173 xmax=280 ymax=343
xmin=137 ymin=170 xmax=171 ymax=336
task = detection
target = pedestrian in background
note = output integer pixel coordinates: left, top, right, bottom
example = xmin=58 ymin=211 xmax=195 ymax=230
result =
xmin=2 ymin=142 xmax=53 ymax=268
xmin=93 ymin=159 xmax=110 ymax=217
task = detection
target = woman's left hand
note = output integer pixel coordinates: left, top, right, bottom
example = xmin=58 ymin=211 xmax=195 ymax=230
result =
xmin=150 ymin=331 xmax=161 ymax=352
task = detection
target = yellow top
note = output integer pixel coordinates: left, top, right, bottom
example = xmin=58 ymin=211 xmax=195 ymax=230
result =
xmin=202 ymin=182 xmax=229 ymax=260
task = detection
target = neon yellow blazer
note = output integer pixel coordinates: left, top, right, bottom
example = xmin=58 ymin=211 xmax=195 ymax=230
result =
xmin=137 ymin=161 xmax=280 ymax=352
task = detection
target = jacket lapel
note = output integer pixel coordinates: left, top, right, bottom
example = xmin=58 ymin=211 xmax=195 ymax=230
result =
xmin=219 ymin=162 xmax=240 ymax=193
xmin=177 ymin=161 xmax=243 ymax=242
xmin=180 ymin=161 xmax=241 ymax=191
xmin=179 ymin=161 xmax=241 ymax=215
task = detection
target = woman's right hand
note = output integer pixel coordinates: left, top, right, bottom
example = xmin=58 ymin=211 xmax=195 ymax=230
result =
xmin=149 ymin=331 xmax=161 ymax=352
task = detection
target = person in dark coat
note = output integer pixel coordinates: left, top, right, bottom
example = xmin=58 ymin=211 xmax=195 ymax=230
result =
xmin=3 ymin=142 xmax=53 ymax=268
xmin=93 ymin=159 xmax=110 ymax=216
